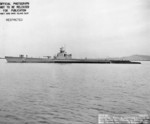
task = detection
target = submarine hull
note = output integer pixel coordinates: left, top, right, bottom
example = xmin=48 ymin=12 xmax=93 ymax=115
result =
xmin=5 ymin=56 xmax=141 ymax=64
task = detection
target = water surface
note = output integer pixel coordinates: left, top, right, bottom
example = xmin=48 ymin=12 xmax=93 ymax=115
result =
xmin=0 ymin=60 xmax=150 ymax=124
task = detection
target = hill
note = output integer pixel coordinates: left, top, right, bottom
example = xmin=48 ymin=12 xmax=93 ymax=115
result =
xmin=120 ymin=55 xmax=150 ymax=61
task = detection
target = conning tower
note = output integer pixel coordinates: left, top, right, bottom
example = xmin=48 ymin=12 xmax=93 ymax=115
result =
xmin=54 ymin=47 xmax=72 ymax=59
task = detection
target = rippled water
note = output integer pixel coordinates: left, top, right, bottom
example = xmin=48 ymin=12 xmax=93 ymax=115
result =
xmin=0 ymin=60 xmax=150 ymax=124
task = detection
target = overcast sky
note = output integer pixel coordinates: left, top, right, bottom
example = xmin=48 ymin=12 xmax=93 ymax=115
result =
xmin=0 ymin=0 xmax=150 ymax=58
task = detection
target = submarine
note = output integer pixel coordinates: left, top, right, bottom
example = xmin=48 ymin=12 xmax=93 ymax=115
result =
xmin=5 ymin=47 xmax=141 ymax=64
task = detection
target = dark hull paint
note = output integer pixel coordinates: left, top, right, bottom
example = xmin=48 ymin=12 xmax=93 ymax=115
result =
xmin=5 ymin=57 xmax=141 ymax=64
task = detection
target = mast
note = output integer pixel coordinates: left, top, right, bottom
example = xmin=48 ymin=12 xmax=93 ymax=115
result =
xmin=60 ymin=47 xmax=65 ymax=53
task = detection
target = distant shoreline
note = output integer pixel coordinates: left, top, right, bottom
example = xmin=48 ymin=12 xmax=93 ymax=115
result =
xmin=1 ymin=54 xmax=150 ymax=61
xmin=1 ymin=57 xmax=150 ymax=61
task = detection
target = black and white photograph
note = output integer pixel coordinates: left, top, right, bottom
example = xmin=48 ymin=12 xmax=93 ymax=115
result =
xmin=0 ymin=0 xmax=150 ymax=124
